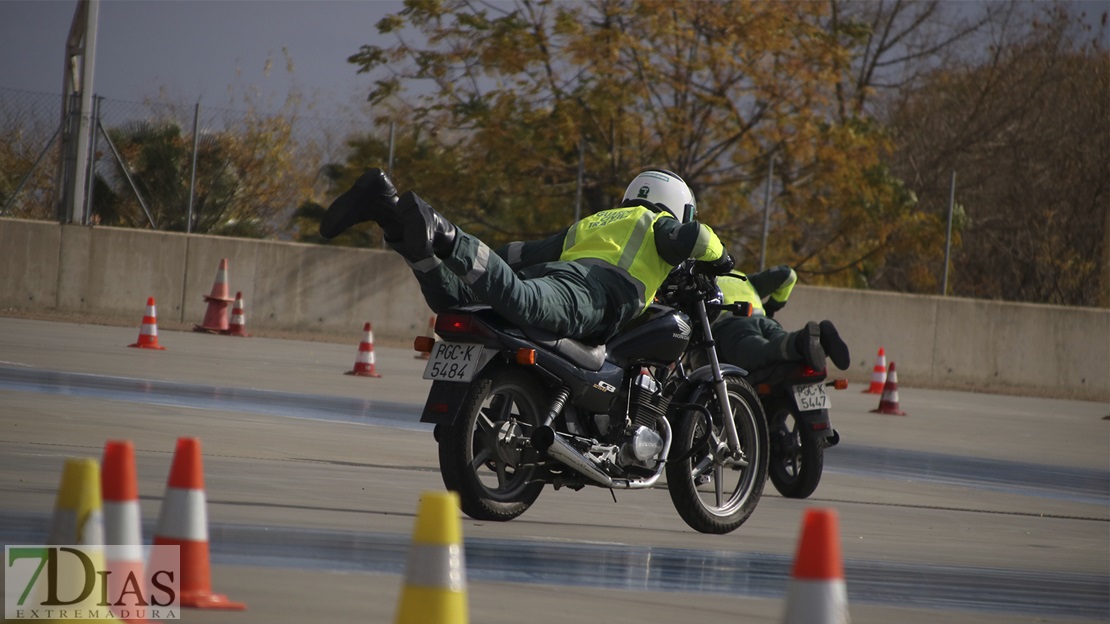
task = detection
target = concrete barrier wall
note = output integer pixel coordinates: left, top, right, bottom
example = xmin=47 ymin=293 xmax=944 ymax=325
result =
xmin=2 ymin=218 xmax=1107 ymax=400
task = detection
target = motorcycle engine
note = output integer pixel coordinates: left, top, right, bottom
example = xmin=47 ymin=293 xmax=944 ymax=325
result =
xmin=615 ymin=369 xmax=670 ymax=467
xmin=617 ymin=425 xmax=664 ymax=467
xmin=631 ymin=369 xmax=669 ymax=429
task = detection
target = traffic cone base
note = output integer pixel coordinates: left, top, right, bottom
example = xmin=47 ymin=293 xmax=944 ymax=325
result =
xmin=194 ymin=259 xmax=234 ymax=333
xmin=783 ymin=508 xmax=848 ymax=624
xmin=347 ymin=322 xmax=382 ymax=378
xmin=871 ymin=360 xmax=907 ymax=416
xmin=129 ymin=297 xmax=166 ymax=350
xmin=863 ymin=347 xmax=887 ymax=393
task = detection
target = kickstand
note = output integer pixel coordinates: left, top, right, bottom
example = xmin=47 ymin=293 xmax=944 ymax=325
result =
xmin=609 ymin=489 xmax=617 ymax=503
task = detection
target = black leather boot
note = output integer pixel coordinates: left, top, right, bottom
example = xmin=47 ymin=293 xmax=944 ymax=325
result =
xmin=793 ymin=321 xmax=826 ymax=370
xmin=391 ymin=191 xmax=457 ymax=260
xmin=819 ymin=320 xmax=850 ymax=370
xmin=319 ymin=168 xmax=403 ymax=240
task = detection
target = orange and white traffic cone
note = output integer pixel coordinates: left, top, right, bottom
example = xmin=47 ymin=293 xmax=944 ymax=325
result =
xmin=221 ymin=291 xmax=250 ymax=337
xmin=194 ymin=259 xmax=234 ymax=334
xmin=153 ymin=437 xmax=245 ymax=610
xmin=782 ymin=508 xmax=849 ymax=624
xmin=395 ymin=491 xmax=468 ymax=624
xmin=347 ymin=322 xmax=383 ymax=378
xmin=862 ymin=347 xmax=887 ymax=394
xmin=415 ymin=315 xmax=436 ymax=360
xmin=102 ymin=440 xmax=150 ymax=622
xmin=129 ymin=297 xmax=167 ymax=350
xmin=871 ymin=361 xmax=907 ymax=416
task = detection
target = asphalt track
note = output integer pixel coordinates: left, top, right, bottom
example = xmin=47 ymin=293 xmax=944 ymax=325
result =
xmin=1 ymin=317 xmax=1107 ymax=623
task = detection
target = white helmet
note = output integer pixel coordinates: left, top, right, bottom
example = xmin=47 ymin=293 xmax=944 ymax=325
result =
xmin=621 ymin=168 xmax=697 ymax=222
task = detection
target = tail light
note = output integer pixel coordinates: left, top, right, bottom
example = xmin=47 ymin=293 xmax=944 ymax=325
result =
xmin=435 ymin=312 xmax=494 ymax=338
xmin=436 ymin=313 xmax=474 ymax=334
xmin=798 ymin=365 xmax=824 ymax=377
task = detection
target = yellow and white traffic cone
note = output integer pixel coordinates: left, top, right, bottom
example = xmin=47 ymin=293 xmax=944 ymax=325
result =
xmin=782 ymin=507 xmax=849 ymax=624
xmin=395 ymin=491 xmax=468 ymax=624
xmin=40 ymin=458 xmax=122 ymax=623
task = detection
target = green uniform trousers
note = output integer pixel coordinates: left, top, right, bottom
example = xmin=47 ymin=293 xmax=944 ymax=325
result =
xmin=408 ymin=231 xmax=641 ymax=344
xmin=713 ymin=314 xmax=799 ymax=371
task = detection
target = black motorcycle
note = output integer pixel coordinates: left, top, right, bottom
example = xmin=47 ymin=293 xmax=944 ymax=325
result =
xmin=414 ymin=262 xmax=768 ymax=534
xmin=747 ymin=361 xmax=845 ymax=499
xmin=692 ymin=273 xmax=846 ymax=499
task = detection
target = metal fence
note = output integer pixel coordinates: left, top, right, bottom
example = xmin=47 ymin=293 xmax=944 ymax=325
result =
xmin=0 ymin=86 xmax=373 ymax=235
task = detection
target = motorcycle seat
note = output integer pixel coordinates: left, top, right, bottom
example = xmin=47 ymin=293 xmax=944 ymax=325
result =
xmin=521 ymin=327 xmax=607 ymax=372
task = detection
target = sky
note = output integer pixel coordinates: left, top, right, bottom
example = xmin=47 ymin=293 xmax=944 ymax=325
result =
xmin=2 ymin=0 xmax=1107 ymax=120
xmin=0 ymin=0 xmax=407 ymax=119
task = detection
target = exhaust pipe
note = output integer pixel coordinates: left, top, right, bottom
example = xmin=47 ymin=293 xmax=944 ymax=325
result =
xmin=531 ymin=426 xmax=614 ymax=487
xmin=530 ymin=420 xmax=672 ymax=490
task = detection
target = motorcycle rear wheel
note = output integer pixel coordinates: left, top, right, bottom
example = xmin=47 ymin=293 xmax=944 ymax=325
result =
xmin=767 ymin=407 xmax=824 ymax=499
xmin=438 ymin=367 xmax=546 ymax=521
xmin=666 ymin=375 xmax=768 ymax=534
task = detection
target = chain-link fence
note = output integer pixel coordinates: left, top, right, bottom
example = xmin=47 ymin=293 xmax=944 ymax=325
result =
xmin=0 ymin=86 xmax=376 ymax=238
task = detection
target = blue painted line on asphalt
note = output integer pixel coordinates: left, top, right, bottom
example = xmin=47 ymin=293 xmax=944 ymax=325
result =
xmin=0 ymin=511 xmax=1106 ymax=620
xmin=0 ymin=364 xmax=430 ymax=432
xmin=1 ymin=364 xmax=1105 ymax=506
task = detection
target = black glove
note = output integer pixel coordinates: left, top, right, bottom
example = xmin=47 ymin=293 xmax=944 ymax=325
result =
xmin=694 ymin=252 xmax=734 ymax=276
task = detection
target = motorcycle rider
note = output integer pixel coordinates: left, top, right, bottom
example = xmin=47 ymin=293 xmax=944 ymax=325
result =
xmin=319 ymin=167 xmax=734 ymax=344
xmin=714 ymin=265 xmax=851 ymax=372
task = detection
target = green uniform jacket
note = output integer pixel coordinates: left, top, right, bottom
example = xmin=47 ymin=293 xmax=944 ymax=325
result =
xmin=718 ymin=265 xmax=797 ymax=316
xmin=498 ymin=204 xmax=725 ymax=313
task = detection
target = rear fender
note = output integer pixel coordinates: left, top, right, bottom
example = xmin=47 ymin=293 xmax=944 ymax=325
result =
xmin=793 ymin=408 xmax=836 ymax=442
xmin=420 ymin=380 xmax=474 ymax=425
xmin=768 ymin=399 xmax=838 ymax=444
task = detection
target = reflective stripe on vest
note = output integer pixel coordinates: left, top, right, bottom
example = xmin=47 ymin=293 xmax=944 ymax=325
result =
xmin=719 ymin=272 xmax=766 ymax=315
xmin=561 ymin=207 xmax=674 ymax=310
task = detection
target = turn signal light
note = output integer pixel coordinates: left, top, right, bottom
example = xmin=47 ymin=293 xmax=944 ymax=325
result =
xmin=832 ymin=379 xmax=848 ymax=390
xmin=756 ymin=383 xmax=772 ymax=395
xmin=414 ymin=336 xmax=435 ymax=354
xmin=516 ymin=348 xmax=536 ymax=365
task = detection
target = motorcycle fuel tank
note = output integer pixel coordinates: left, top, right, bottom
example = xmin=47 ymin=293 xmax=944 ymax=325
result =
xmin=607 ymin=305 xmax=692 ymax=365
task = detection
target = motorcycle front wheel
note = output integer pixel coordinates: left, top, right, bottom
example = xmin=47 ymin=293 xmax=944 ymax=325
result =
xmin=666 ymin=375 xmax=768 ymax=534
xmin=767 ymin=407 xmax=825 ymax=499
xmin=438 ymin=366 xmax=546 ymax=521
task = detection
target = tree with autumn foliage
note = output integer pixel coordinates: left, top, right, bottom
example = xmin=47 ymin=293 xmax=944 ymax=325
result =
xmin=879 ymin=2 xmax=1108 ymax=306
xmin=93 ymin=107 xmax=321 ymax=237
xmin=338 ymin=0 xmax=927 ymax=289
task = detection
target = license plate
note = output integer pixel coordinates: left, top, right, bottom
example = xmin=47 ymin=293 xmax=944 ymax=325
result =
xmin=422 ymin=342 xmax=488 ymax=382
xmin=792 ymin=382 xmax=830 ymax=411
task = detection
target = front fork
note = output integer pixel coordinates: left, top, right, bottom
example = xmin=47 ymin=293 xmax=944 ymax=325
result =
xmin=694 ymin=300 xmax=743 ymax=457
